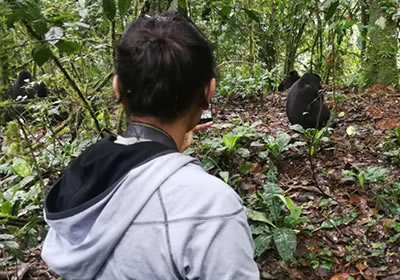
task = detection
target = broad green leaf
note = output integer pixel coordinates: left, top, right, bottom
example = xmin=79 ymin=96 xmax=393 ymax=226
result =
xmin=56 ymin=40 xmax=80 ymax=55
xmin=32 ymin=45 xmax=51 ymax=66
xmin=273 ymin=228 xmax=297 ymax=261
xmin=6 ymin=9 xmax=23 ymax=28
xmin=118 ymin=0 xmax=131 ymax=16
xmin=1 ymin=201 xmax=12 ymax=216
xmin=254 ymin=234 xmax=272 ymax=257
xmin=220 ymin=5 xmax=232 ymax=17
xmin=325 ymin=1 xmax=339 ymax=22
xmin=11 ymin=158 xmax=32 ymax=177
xmin=246 ymin=208 xmax=275 ymax=227
xmin=222 ymin=135 xmax=240 ymax=152
xmin=103 ymin=0 xmax=116 ymax=21
xmin=32 ymin=19 xmax=48 ymax=36
xmin=273 ymin=194 xmax=302 ymax=226
xmin=243 ymin=8 xmax=260 ymax=23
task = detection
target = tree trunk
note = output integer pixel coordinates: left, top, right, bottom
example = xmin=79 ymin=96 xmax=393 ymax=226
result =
xmin=364 ymin=0 xmax=398 ymax=86
xmin=360 ymin=0 xmax=368 ymax=61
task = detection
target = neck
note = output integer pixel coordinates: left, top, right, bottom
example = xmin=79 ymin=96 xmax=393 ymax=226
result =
xmin=130 ymin=116 xmax=189 ymax=152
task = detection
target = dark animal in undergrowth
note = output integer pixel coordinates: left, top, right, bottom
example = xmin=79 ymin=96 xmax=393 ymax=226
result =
xmin=1 ymin=70 xmax=50 ymax=125
xmin=278 ymin=70 xmax=300 ymax=91
xmin=286 ymin=72 xmax=330 ymax=129
xmin=9 ymin=70 xmax=48 ymax=100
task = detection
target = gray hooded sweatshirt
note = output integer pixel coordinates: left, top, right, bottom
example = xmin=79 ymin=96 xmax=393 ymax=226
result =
xmin=42 ymin=124 xmax=260 ymax=280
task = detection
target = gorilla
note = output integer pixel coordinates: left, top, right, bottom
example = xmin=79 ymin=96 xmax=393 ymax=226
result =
xmin=278 ymin=70 xmax=300 ymax=91
xmin=9 ymin=70 xmax=48 ymax=100
xmin=1 ymin=70 xmax=49 ymax=124
xmin=286 ymin=72 xmax=330 ymax=129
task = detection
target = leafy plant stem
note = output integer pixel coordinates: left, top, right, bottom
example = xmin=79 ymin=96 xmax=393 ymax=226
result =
xmin=307 ymin=150 xmax=332 ymax=199
xmin=22 ymin=20 xmax=104 ymax=136
xmin=16 ymin=117 xmax=44 ymax=188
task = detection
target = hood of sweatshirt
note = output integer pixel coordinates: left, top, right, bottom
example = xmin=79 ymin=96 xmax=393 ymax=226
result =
xmin=42 ymin=124 xmax=196 ymax=280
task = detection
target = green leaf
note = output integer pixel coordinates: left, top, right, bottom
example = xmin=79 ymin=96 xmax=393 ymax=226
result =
xmin=263 ymin=178 xmax=283 ymax=224
xmin=273 ymin=194 xmax=302 ymax=227
xmin=1 ymin=201 xmax=12 ymax=216
xmin=246 ymin=208 xmax=275 ymax=227
xmin=320 ymin=212 xmax=358 ymax=229
xmin=118 ymin=0 xmax=131 ymax=16
xmin=56 ymin=40 xmax=80 ymax=55
xmin=325 ymin=0 xmax=339 ymax=21
xmin=219 ymin=171 xmax=229 ymax=183
xmin=32 ymin=45 xmax=51 ymax=66
xmin=254 ymin=234 xmax=272 ymax=257
xmin=32 ymin=19 xmax=48 ymax=36
xmin=201 ymin=158 xmax=215 ymax=171
xmin=11 ymin=158 xmax=32 ymax=177
xmin=220 ymin=5 xmax=232 ymax=17
xmin=103 ymin=0 xmax=116 ymax=21
xmin=273 ymin=228 xmax=297 ymax=261
xmin=222 ymin=135 xmax=240 ymax=152
xmin=243 ymin=8 xmax=260 ymax=23
xmin=4 ymin=247 xmax=25 ymax=261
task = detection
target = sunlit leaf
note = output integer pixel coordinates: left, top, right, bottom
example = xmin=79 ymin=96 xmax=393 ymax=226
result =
xmin=219 ymin=171 xmax=229 ymax=183
xmin=45 ymin=26 xmax=64 ymax=45
xmin=11 ymin=158 xmax=32 ymax=177
xmin=346 ymin=125 xmax=356 ymax=136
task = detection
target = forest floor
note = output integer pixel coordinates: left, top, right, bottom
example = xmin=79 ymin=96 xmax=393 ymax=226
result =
xmin=202 ymin=85 xmax=400 ymax=280
xmin=4 ymin=86 xmax=400 ymax=280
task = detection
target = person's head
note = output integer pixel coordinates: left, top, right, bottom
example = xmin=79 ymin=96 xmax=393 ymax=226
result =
xmin=114 ymin=12 xmax=216 ymax=128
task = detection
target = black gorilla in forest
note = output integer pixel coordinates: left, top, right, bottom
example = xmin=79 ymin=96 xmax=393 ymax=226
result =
xmin=1 ymin=70 xmax=49 ymax=124
xmin=286 ymin=72 xmax=330 ymax=129
xmin=278 ymin=70 xmax=300 ymax=91
xmin=9 ymin=70 xmax=48 ymax=100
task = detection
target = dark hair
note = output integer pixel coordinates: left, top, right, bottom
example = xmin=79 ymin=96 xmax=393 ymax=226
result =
xmin=114 ymin=12 xmax=216 ymax=121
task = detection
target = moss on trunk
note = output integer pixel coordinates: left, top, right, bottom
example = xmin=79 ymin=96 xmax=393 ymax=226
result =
xmin=364 ymin=0 xmax=399 ymax=86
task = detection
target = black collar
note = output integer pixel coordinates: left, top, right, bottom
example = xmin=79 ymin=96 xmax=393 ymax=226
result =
xmin=123 ymin=123 xmax=177 ymax=150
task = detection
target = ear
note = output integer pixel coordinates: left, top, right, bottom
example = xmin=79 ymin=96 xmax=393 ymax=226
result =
xmin=113 ymin=75 xmax=122 ymax=103
xmin=203 ymin=78 xmax=216 ymax=109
